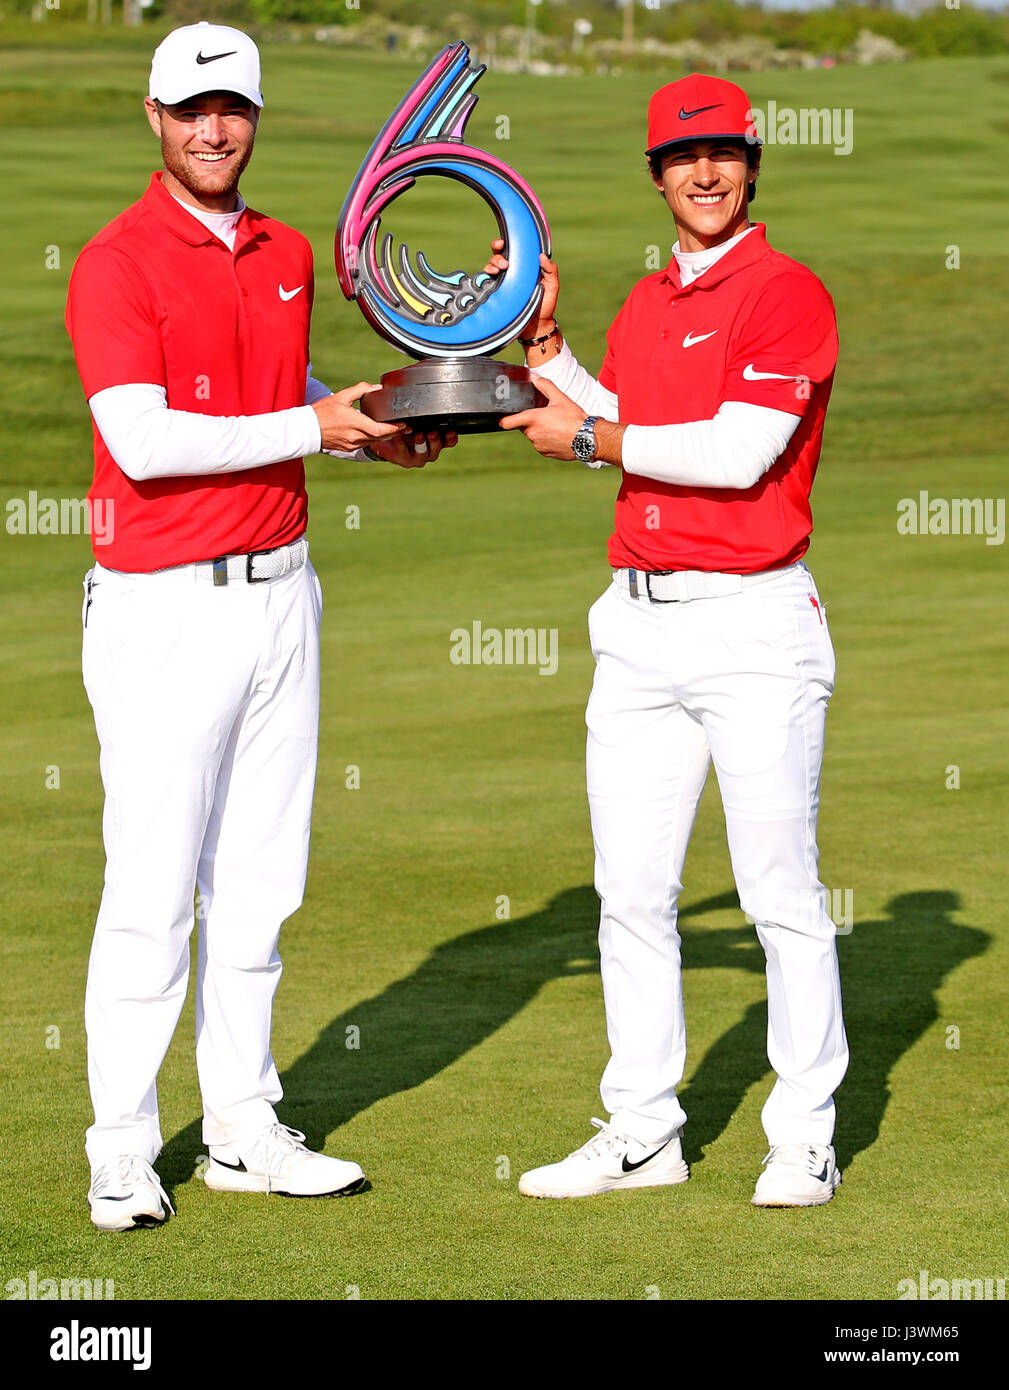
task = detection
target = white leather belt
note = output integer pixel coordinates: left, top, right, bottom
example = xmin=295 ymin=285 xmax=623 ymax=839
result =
xmin=197 ymin=537 xmax=309 ymax=587
xmin=614 ymin=564 xmax=794 ymax=603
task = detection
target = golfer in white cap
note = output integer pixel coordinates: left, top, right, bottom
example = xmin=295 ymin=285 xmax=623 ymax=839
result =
xmin=66 ymin=23 xmax=453 ymax=1231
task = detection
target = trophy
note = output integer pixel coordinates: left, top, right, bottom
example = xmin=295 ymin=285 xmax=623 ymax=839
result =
xmin=335 ymin=42 xmax=552 ymax=434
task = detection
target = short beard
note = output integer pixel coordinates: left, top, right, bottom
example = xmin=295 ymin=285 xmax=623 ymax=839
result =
xmin=161 ymin=136 xmax=252 ymax=205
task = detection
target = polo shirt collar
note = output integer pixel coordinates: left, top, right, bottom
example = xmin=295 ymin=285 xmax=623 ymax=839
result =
xmin=143 ymin=171 xmax=257 ymax=250
xmin=662 ymin=222 xmax=770 ymax=293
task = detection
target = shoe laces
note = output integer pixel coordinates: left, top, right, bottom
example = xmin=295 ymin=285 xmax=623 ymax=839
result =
xmin=572 ymin=1118 xmax=630 ymax=1161
xmin=90 ymin=1155 xmax=175 ymax=1215
xmin=243 ymin=1123 xmax=309 ymax=1189
xmin=761 ymin=1143 xmax=829 ymax=1175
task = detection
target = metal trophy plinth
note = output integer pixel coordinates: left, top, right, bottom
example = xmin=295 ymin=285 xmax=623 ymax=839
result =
xmin=361 ymin=358 xmax=546 ymax=435
xmin=335 ymin=41 xmax=552 ymax=439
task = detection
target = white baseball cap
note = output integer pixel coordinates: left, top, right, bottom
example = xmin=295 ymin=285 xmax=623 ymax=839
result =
xmin=149 ymin=22 xmax=264 ymax=109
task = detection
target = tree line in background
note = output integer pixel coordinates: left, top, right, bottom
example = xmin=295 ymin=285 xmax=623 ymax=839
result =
xmin=10 ymin=0 xmax=1009 ymax=62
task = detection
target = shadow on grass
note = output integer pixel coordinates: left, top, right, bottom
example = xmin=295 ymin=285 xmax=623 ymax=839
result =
xmin=158 ymin=886 xmax=986 ymax=1191
xmin=676 ymin=888 xmax=988 ymax=1171
xmin=158 ymin=883 xmax=599 ymax=1192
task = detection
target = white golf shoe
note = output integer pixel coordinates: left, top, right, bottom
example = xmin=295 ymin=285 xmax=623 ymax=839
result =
xmin=518 ymin=1118 xmax=689 ymax=1199
xmin=204 ymin=1123 xmax=365 ymax=1198
xmin=751 ymin=1143 xmax=841 ymax=1207
xmin=88 ymin=1154 xmax=175 ymax=1231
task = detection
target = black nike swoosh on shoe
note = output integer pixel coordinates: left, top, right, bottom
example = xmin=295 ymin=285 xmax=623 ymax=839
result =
xmin=211 ymin=1157 xmax=248 ymax=1172
xmin=678 ymin=103 xmax=723 ymax=120
xmin=98 ymin=1192 xmax=135 ymax=1201
xmin=813 ymin=1163 xmax=830 ymax=1182
xmin=621 ymin=1139 xmax=673 ymax=1173
xmin=196 ymin=50 xmax=237 ymax=65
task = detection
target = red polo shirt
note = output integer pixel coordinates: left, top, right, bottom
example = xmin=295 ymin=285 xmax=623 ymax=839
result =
xmin=65 ymin=172 xmax=314 ymax=571
xmin=598 ymin=224 xmax=838 ymax=574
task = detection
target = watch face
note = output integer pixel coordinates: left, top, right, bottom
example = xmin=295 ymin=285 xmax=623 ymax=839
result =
xmin=573 ymin=423 xmax=596 ymax=462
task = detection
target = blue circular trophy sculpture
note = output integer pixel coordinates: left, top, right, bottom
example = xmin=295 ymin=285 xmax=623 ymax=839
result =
xmin=336 ymin=42 xmax=552 ymax=434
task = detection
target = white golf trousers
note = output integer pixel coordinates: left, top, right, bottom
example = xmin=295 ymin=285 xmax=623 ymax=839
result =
xmin=81 ymin=554 xmax=321 ymax=1165
xmin=586 ymin=561 xmax=848 ymax=1147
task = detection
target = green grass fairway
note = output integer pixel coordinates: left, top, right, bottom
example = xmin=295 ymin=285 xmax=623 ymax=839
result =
xmin=1 ymin=30 xmax=1007 ymax=1301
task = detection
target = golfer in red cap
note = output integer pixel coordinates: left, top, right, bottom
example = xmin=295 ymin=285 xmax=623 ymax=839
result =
xmin=495 ymin=73 xmax=848 ymax=1207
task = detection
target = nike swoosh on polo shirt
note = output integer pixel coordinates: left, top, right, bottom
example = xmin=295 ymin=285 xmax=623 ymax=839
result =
xmin=683 ymin=330 xmax=718 ymax=348
xmin=279 ymin=284 xmax=305 ymax=301
xmin=742 ymin=364 xmax=799 ymax=381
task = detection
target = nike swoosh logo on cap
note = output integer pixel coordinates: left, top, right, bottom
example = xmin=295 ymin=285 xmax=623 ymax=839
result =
xmin=279 ymin=284 xmax=305 ymax=301
xmin=196 ymin=50 xmax=237 ymax=65
xmin=683 ymin=330 xmax=718 ymax=348
xmin=743 ymin=364 xmax=798 ymax=381
xmin=679 ymin=103 xmax=723 ymax=120
xmin=621 ymin=1138 xmax=673 ymax=1173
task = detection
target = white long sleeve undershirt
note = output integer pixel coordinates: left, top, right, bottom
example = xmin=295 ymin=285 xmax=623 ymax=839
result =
xmin=621 ymin=403 xmax=801 ymax=490
xmin=530 ymin=340 xmax=620 ymax=422
xmin=87 ymin=365 xmax=370 ymax=483
xmin=530 ymin=343 xmax=800 ymax=490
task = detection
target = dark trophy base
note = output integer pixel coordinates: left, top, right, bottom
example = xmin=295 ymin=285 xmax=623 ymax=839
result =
xmin=360 ymin=356 xmax=546 ymax=435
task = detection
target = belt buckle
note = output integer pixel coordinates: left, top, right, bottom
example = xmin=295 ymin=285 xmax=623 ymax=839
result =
xmin=645 ymin=570 xmax=676 ymax=604
xmin=245 ymin=548 xmax=275 ymax=584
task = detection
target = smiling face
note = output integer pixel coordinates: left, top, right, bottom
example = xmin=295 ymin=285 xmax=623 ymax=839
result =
xmin=144 ymin=90 xmax=259 ymax=213
xmin=651 ymin=139 xmax=758 ymax=253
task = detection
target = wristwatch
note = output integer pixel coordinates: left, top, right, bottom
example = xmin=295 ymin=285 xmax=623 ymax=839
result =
xmin=571 ymin=415 xmax=600 ymax=464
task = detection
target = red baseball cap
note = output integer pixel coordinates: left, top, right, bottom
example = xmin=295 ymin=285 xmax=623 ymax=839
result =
xmin=646 ymin=73 xmax=760 ymax=158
